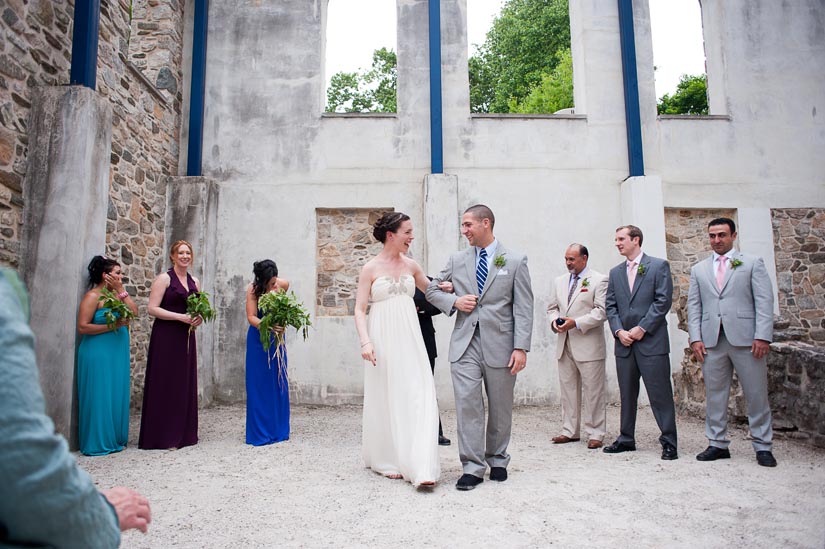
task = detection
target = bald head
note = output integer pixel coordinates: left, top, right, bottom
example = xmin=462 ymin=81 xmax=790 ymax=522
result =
xmin=565 ymin=243 xmax=589 ymax=275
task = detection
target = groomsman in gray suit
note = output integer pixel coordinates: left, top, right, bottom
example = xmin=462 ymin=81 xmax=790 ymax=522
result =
xmin=688 ymin=217 xmax=777 ymax=467
xmin=427 ymin=205 xmax=534 ymax=491
xmin=604 ymin=225 xmax=678 ymax=460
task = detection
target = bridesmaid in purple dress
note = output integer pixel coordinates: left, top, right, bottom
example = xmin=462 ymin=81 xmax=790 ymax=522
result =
xmin=138 ymin=240 xmax=203 ymax=449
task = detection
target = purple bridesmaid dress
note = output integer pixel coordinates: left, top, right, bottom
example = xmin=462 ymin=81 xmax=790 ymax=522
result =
xmin=138 ymin=269 xmax=199 ymax=449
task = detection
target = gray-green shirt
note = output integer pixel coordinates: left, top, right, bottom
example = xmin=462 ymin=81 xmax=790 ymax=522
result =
xmin=0 ymin=270 xmax=120 ymax=548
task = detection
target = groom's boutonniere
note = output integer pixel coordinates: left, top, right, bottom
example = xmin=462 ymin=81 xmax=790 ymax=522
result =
xmin=730 ymin=258 xmax=743 ymax=269
xmin=637 ymin=263 xmax=647 ymax=276
xmin=493 ymin=254 xmax=506 ymax=268
xmin=581 ymin=278 xmax=590 ymax=292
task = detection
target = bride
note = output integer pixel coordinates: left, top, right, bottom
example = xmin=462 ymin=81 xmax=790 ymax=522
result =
xmin=354 ymin=212 xmax=441 ymax=487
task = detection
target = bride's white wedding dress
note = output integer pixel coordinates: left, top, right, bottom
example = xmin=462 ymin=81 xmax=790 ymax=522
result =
xmin=362 ymin=275 xmax=440 ymax=486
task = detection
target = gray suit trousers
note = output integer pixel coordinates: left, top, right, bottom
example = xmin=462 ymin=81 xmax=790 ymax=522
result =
xmin=616 ymin=347 xmax=678 ymax=448
xmin=451 ymin=330 xmax=516 ymax=477
xmin=702 ymin=329 xmax=773 ymax=452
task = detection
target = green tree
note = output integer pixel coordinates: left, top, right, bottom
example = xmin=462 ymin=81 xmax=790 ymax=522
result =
xmin=469 ymin=0 xmax=570 ymax=113
xmin=325 ymin=48 xmax=397 ymax=113
xmin=657 ymin=74 xmax=708 ymax=115
xmin=509 ymin=47 xmax=573 ymax=114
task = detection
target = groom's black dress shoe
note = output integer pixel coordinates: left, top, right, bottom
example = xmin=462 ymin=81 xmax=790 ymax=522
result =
xmin=756 ymin=451 xmax=777 ymax=467
xmin=696 ymin=446 xmax=731 ymax=461
xmin=438 ymin=435 xmax=451 ymax=446
xmin=602 ymin=441 xmax=636 ymax=454
xmin=661 ymin=443 xmax=678 ymax=460
xmin=456 ymin=474 xmax=483 ymax=491
xmin=489 ymin=467 xmax=508 ymax=482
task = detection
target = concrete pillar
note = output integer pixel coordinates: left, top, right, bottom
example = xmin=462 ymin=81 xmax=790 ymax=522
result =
xmin=21 ymin=86 xmax=113 ymax=447
xmin=737 ymin=207 xmax=780 ymax=315
xmin=424 ymin=173 xmax=458 ymax=408
xmin=620 ymin=175 xmax=666 ymax=258
xmin=165 ymin=176 xmax=219 ymax=405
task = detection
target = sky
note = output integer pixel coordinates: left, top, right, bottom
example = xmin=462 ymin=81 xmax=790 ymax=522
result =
xmin=325 ymin=0 xmax=706 ymax=100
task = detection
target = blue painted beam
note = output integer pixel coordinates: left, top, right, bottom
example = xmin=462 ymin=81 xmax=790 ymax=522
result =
xmin=187 ymin=0 xmax=209 ymax=177
xmin=70 ymin=0 xmax=101 ymax=89
xmin=428 ymin=0 xmax=444 ymax=174
xmin=617 ymin=0 xmax=644 ymax=177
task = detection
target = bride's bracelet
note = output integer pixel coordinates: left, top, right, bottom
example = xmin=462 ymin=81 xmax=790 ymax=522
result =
xmin=360 ymin=341 xmax=371 ymax=347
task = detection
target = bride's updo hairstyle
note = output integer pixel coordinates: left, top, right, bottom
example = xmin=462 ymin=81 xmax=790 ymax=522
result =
xmin=252 ymin=259 xmax=279 ymax=299
xmin=373 ymin=211 xmax=410 ymax=243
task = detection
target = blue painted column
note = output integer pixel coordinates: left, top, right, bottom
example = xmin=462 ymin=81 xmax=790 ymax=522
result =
xmin=617 ymin=0 xmax=644 ymax=177
xmin=428 ymin=0 xmax=444 ymax=174
xmin=69 ymin=0 xmax=101 ymax=89
xmin=187 ymin=0 xmax=209 ymax=177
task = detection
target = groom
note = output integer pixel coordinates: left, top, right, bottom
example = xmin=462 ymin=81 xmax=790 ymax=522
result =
xmin=427 ymin=204 xmax=534 ymax=491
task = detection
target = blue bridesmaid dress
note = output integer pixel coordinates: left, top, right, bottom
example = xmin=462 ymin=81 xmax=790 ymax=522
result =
xmin=245 ymin=315 xmax=290 ymax=445
xmin=77 ymin=308 xmax=131 ymax=455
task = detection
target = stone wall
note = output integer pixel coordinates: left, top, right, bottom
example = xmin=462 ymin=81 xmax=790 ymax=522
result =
xmin=771 ymin=208 xmax=825 ymax=345
xmin=316 ymin=208 xmax=387 ymax=317
xmin=0 ymin=0 xmax=74 ymax=267
xmin=664 ymin=207 xmax=737 ymax=331
xmin=2 ymin=0 xmax=186 ymax=404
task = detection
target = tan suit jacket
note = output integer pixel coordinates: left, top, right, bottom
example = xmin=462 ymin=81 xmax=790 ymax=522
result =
xmin=548 ymin=269 xmax=607 ymax=362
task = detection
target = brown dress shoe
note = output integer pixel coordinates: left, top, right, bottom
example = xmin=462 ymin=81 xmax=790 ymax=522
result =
xmin=587 ymin=439 xmax=603 ymax=449
xmin=551 ymin=435 xmax=580 ymax=444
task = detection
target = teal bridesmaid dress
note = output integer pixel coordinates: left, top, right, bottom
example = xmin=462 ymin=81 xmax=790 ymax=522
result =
xmin=77 ymin=308 xmax=131 ymax=456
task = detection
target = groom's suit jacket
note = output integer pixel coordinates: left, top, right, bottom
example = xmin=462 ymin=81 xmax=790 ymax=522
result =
xmin=605 ymin=254 xmax=673 ymax=357
xmin=426 ymin=242 xmax=534 ymax=367
xmin=547 ymin=269 xmax=607 ymax=362
xmin=687 ymin=251 xmax=774 ymax=348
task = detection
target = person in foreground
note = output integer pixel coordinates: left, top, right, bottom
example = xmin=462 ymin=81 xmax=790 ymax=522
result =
xmin=0 ymin=269 xmax=151 ymax=547
xmin=687 ymin=218 xmax=777 ymax=467
xmin=604 ymin=225 xmax=678 ymax=460
xmin=547 ymin=244 xmax=608 ymax=449
xmin=76 ymin=255 xmax=138 ymax=456
xmin=245 ymin=259 xmax=291 ymax=446
xmin=427 ymin=204 xmax=534 ymax=491
xmin=139 ymin=240 xmax=202 ymax=450
xmin=354 ymin=212 xmax=440 ymax=487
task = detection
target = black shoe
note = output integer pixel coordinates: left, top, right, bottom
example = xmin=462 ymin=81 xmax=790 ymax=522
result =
xmin=489 ymin=467 xmax=508 ymax=482
xmin=456 ymin=473 xmax=483 ymax=491
xmin=661 ymin=443 xmax=678 ymax=460
xmin=603 ymin=440 xmax=636 ymax=454
xmin=756 ymin=451 xmax=777 ymax=467
xmin=438 ymin=435 xmax=451 ymax=446
xmin=696 ymin=446 xmax=731 ymax=461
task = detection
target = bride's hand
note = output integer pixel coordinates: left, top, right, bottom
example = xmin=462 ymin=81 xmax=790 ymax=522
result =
xmin=361 ymin=342 xmax=376 ymax=365
xmin=438 ymin=281 xmax=454 ymax=293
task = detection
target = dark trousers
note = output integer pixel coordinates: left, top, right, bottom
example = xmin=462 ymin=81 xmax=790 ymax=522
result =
xmin=428 ymin=356 xmax=444 ymax=438
xmin=616 ymin=347 xmax=678 ymax=448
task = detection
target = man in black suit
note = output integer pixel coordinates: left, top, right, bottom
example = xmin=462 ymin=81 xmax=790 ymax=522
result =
xmin=604 ymin=225 xmax=678 ymax=460
xmin=414 ymin=285 xmax=451 ymax=446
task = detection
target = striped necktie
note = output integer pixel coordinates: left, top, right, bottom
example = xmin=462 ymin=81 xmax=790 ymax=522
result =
xmin=477 ymin=248 xmax=488 ymax=294
xmin=567 ymin=274 xmax=579 ymax=304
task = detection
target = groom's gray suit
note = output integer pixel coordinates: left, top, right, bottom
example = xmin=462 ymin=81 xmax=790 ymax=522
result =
xmin=427 ymin=242 xmax=533 ymax=477
xmin=687 ymin=251 xmax=774 ymax=451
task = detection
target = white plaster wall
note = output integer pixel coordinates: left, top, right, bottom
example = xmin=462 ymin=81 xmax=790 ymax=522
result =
xmin=195 ymin=0 xmax=825 ymax=408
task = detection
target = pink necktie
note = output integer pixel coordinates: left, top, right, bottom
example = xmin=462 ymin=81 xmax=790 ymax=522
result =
xmin=627 ymin=261 xmax=637 ymax=291
xmin=716 ymin=256 xmax=727 ymax=290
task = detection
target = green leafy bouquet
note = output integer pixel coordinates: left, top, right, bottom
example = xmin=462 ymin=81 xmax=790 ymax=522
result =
xmin=98 ymin=288 xmax=136 ymax=330
xmin=185 ymin=291 xmax=216 ymax=351
xmin=258 ymin=290 xmax=311 ymax=370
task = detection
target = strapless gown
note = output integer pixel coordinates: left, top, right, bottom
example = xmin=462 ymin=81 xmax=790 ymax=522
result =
xmin=362 ymin=275 xmax=440 ymax=486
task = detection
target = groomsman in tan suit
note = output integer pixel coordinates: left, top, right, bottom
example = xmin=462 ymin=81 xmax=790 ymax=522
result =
xmin=547 ymin=244 xmax=608 ymax=449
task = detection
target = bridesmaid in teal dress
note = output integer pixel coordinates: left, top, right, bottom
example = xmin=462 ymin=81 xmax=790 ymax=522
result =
xmin=76 ymin=256 xmax=138 ymax=456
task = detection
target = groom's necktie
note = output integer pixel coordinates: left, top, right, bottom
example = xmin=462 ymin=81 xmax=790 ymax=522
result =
xmin=567 ymin=274 xmax=579 ymax=304
xmin=477 ymin=248 xmax=488 ymax=294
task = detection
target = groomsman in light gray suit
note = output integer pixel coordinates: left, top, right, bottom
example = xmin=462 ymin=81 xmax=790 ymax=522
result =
xmin=427 ymin=205 xmax=534 ymax=491
xmin=604 ymin=225 xmax=678 ymax=460
xmin=688 ymin=217 xmax=777 ymax=467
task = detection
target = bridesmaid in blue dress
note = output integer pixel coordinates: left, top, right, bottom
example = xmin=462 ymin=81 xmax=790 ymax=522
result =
xmin=245 ymin=259 xmax=290 ymax=445
xmin=76 ymin=256 xmax=138 ymax=456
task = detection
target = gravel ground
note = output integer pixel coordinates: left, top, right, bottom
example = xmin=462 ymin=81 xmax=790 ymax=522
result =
xmin=78 ymin=404 xmax=825 ymax=548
